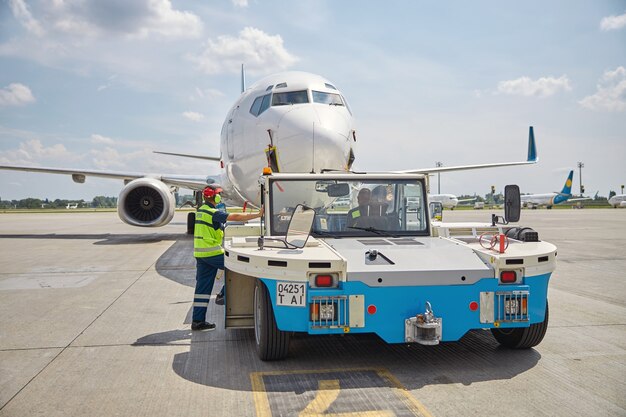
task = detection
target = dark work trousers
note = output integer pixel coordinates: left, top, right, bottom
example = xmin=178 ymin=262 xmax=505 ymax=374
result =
xmin=192 ymin=254 xmax=225 ymax=322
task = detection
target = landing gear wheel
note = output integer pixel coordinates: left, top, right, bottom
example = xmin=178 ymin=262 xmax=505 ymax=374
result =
xmin=254 ymin=279 xmax=290 ymax=360
xmin=187 ymin=212 xmax=195 ymax=235
xmin=491 ymin=301 xmax=549 ymax=349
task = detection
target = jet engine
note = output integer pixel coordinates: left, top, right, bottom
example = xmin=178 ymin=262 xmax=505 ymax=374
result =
xmin=118 ymin=178 xmax=176 ymax=227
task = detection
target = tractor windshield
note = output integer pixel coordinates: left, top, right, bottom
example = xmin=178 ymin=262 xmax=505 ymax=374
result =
xmin=269 ymin=177 xmax=429 ymax=237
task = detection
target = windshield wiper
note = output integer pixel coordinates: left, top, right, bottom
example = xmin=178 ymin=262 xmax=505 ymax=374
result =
xmin=313 ymin=230 xmax=342 ymax=238
xmin=347 ymin=226 xmax=398 ymax=238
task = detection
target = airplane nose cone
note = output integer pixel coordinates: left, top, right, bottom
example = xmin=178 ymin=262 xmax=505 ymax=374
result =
xmin=275 ymin=106 xmax=354 ymax=173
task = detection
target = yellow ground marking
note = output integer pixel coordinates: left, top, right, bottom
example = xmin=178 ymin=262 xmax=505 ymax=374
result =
xmin=250 ymin=368 xmax=434 ymax=417
xmin=250 ymin=371 xmax=271 ymax=417
xmin=380 ymin=369 xmax=435 ymax=417
xmin=299 ymin=380 xmax=394 ymax=417
xmin=299 ymin=380 xmax=339 ymax=416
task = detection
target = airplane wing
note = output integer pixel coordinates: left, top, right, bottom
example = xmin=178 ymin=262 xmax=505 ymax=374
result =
xmin=568 ymin=197 xmax=593 ymax=202
xmin=152 ymin=151 xmax=221 ymax=162
xmin=396 ymin=126 xmax=537 ymax=174
xmin=457 ymin=197 xmax=477 ymax=203
xmin=0 ymin=164 xmax=218 ymax=190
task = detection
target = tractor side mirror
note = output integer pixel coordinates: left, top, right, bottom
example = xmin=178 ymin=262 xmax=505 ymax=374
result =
xmin=504 ymin=185 xmax=521 ymax=223
xmin=285 ymin=204 xmax=316 ymax=248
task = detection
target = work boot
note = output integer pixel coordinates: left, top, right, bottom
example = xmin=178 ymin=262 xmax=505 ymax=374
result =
xmin=215 ymin=293 xmax=225 ymax=306
xmin=191 ymin=321 xmax=216 ymax=331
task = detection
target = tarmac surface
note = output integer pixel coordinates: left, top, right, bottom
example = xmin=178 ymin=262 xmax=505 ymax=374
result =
xmin=0 ymin=209 xmax=624 ymax=417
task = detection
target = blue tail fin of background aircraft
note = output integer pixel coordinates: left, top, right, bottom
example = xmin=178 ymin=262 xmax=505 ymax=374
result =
xmin=527 ymin=126 xmax=537 ymax=162
xmin=561 ymin=170 xmax=574 ymax=195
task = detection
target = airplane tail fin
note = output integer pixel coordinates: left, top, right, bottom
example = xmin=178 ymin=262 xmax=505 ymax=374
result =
xmin=561 ymin=170 xmax=574 ymax=195
xmin=527 ymin=126 xmax=537 ymax=162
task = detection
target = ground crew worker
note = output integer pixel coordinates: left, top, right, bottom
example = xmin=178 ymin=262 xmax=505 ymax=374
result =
xmin=346 ymin=187 xmax=371 ymax=229
xmin=191 ymin=185 xmax=264 ymax=331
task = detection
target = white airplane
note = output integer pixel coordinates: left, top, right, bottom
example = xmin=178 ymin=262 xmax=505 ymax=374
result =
xmin=0 ymin=70 xmax=539 ymax=230
xmin=608 ymin=194 xmax=626 ymax=208
xmin=521 ymin=170 xmax=591 ymax=209
xmin=66 ymin=203 xmax=79 ymax=209
xmin=428 ymin=194 xmax=476 ymax=209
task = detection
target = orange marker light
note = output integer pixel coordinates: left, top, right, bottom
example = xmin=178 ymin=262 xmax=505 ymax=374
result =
xmin=310 ymin=303 xmax=320 ymax=321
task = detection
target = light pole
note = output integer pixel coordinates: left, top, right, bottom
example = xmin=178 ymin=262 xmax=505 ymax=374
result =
xmin=435 ymin=162 xmax=443 ymax=194
xmin=621 ymin=185 xmax=624 ymax=195
xmin=577 ymin=162 xmax=584 ymax=195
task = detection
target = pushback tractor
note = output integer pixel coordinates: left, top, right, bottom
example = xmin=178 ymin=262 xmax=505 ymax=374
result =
xmin=222 ymin=172 xmax=556 ymax=360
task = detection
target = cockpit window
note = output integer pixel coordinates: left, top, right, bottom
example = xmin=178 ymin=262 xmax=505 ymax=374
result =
xmin=250 ymin=96 xmax=263 ymax=116
xmin=265 ymin=85 xmax=273 ymax=91
xmin=259 ymin=93 xmax=271 ymax=114
xmin=312 ymin=91 xmax=344 ymax=106
xmin=250 ymin=93 xmax=272 ymax=117
xmin=341 ymin=95 xmax=352 ymax=115
xmin=325 ymin=83 xmax=337 ymax=90
xmin=272 ymin=90 xmax=309 ymax=106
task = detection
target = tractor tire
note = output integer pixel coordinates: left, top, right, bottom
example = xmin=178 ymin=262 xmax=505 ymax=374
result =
xmin=187 ymin=212 xmax=195 ymax=235
xmin=254 ymin=279 xmax=290 ymax=360
xmin=491 ymin=301 xmax=549 ymax=349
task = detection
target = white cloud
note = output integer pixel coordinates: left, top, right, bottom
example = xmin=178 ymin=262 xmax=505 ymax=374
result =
xmin=182 ymin=111 xmax=205 ymax=122
xmin=0 ymin=139 xmax=75 ymax=165
xmin=579 ymin=66 xmax=626 ymax=112
xmin=191 ymin=87 xmax=225 ymax=101
xmin=90 ymin=147 xmax=136 ymax=169
xmin=232 ymin=0 xmax=249 ymax=7
xmin=497 ymin=75 xmax=572 ymax=97
xmin=97 ymin=74 xmax=118 ymax=92
xmin=0 ymin=83 xmax=36 ymax=107
xmin=190 ymin=27 xmax=298 ymax=75
xmin=8 ymin=0 xmax=45 ymax=36
xmin=90 ymin=134 xmax=116 ymax=145
xmin=600 ymin=12 xmax=626 ymax=31
xmin=9 ymin=0 xmax=202 ymax=40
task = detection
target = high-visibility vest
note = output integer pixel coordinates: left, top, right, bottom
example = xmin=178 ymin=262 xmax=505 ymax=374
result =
xmin=194 ymin=204 xmax=225 ymax=258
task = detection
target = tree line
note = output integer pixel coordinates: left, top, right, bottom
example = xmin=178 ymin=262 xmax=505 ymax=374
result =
xmin=0 ymin=196 xmax=118 ymax=209
xmin=1 ymin=193 xmax=196 ymax=209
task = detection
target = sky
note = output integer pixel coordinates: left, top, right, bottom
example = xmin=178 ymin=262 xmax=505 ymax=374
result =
xmin=1 ymin=0 xmax=625 ymax=201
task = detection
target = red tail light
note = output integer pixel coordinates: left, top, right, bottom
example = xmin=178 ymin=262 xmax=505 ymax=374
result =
xmin=500 ymin=271 xmax=517 ymax=283
xmin=315 ymin=275 xmax=333 ymax=287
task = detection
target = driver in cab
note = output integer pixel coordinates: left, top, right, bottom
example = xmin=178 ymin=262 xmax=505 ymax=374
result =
xmin=346 ymin=188 xmax=371 ymax=229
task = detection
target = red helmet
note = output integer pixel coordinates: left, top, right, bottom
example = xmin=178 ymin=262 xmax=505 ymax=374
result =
xmin=202 ymin=185 xmax=223 ymax=199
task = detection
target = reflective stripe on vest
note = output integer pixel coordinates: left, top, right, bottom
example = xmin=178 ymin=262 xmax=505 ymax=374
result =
xmin=351 ymin=209 xmax=361 ymax=219
xmin=194 ymin=204 xmax=225 ymax=258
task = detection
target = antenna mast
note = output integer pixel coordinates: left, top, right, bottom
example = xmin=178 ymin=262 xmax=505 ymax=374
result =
xmin=240 ymin=64 xmax=246 ymax=93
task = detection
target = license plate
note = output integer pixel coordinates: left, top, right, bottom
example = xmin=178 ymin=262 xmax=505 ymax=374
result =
xmin=276 ymin=282 xmax=306 ymax=307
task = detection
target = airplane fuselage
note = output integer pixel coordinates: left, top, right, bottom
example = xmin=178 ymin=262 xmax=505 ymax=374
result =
xmin=521 ymin=192 xmax=570 ymax=208
xmin=428 ymin=194 xmax=459 ymax=209
xmin=608 ymin=194 xmax=626 ymax=208
xmin=521 ymin=170 xmax=576 ymax=208
xmin=218 ymin=72 xmax=356 ymax=206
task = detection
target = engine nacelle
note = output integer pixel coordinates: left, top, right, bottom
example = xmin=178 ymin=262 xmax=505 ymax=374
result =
xmin=118 ymin=178 xmax=176 ymax=227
